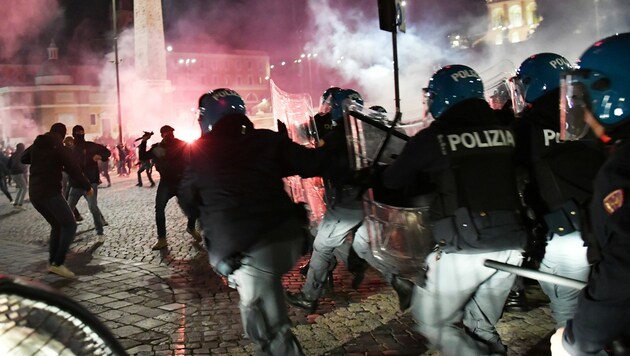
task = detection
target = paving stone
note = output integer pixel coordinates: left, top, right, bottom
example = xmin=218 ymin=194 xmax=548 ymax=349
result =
xmin=0 ymin=175 xmax=556 ymax=355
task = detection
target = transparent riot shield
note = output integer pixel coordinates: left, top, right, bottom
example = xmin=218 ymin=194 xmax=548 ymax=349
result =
xmin=479 ymin=59 xmax=516 ymax=110
xmin=344 ymin=104 xmax=435 ymax=285
xmin=343 ymin=102 xmax=425 ymax=171
xmin=271 ymin=80 xmax=326 ymax=227
xmin=363 ymin=190 xmax=434 ymax=285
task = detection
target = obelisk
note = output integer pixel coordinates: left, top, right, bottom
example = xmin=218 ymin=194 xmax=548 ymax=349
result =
xmin=132 ymin=0 xmax=172 ymax=128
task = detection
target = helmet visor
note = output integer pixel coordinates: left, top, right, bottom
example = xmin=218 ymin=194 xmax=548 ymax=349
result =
xmin=319 ymin=94 xmax=333 ymax=115
xmin=485 ymin=79 xmax=510 ymax=110
xmin=507 ymin=76 xmax=527 ymax=117
xmin=560 ymin=71 xmax=590 ymax=141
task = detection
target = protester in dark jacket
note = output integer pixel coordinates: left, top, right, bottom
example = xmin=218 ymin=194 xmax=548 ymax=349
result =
xmin=138 ymin=125 xmax=201 ymax=250
xmin=8 ymin=143 xmax=28 ymax=208
xmin=0 ymin=152 xmax=12 ymax=203
xmin=21 ymin=123 xmax=92 ymax=278
xmin=67 ymin=125 xmax=111 ymax=237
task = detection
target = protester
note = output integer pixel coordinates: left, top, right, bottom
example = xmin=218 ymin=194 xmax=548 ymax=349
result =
xmin=21 ymin=123 xmax=93 ymax=278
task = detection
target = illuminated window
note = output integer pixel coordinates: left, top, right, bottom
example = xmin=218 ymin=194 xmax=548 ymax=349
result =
xmin=509 ymin=5 xmax=523 ymax=27
xmin=491 ymin=8 xmax=505 ymax=27
xmin=526 ymin=2 xmax=537 ymax=25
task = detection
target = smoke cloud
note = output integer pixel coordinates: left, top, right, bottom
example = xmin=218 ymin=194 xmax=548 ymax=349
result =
xmin=0 ymin=0 xmax=60 ymax=61
xmin=302 ymin=0 xmax=630 ymax=120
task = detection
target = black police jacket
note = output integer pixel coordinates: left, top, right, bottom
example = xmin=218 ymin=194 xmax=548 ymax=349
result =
xmin=21 ymin=133 xmax=92 ymax=201
xmin=382 ymin=99 xmax=526 ymax=253
xmin=178 ymin=113 xmax=330 ymax=266
xmin=563 ymin=140 xmax=630 ymax=355
xmin=513 ymin=91 xmax=606 ymax=243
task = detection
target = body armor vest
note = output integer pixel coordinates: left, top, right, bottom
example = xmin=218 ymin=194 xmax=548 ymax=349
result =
xmin=431 ymin=124 xmax=520 ymax=220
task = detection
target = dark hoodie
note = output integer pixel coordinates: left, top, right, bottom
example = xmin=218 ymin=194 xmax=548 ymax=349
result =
xmin=8 ymin=143 xmax=27 ymax=175
xmin=21 ymin=132 xmax=91 ymax=201
xmin=179 ymin=113 xmax=330 ymax=265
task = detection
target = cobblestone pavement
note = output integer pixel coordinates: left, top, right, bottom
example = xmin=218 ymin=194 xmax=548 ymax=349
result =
xmin=0 ymin=174 xmax=555 ymax=355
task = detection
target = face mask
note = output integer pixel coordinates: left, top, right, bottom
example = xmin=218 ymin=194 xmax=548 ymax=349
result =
xmin=73 ymin=133 xmax=85 ymax=143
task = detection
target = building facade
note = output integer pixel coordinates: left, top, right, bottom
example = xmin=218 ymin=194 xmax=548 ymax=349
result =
xmin=0 ymin=42 xmax=270 ymax=145
xmin=486 ymin=0 xmax=541 ymax=45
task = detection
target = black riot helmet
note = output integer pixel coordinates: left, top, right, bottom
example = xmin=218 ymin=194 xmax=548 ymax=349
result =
xmin=197 ymin=88 xmax=246 ymax=134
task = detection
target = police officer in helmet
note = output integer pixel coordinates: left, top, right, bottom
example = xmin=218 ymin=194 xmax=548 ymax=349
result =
xmin=381 ymin=64 xmax=528 ymax=355
xmin=510 ymin=52 xmax=606 ymax=328
xmin=179 ymin=88 xmax=331 ymax=355
xmin=286 ymin=88 xmax=373 ymax=313
xmin=550 ymin=32 xmax=630 ymax=356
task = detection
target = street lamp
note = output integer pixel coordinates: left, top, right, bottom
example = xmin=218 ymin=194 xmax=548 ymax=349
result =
xmin=112 ymin=0 xmax=123 ymax=145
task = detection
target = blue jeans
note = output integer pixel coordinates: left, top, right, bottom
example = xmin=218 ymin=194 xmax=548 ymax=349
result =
xmin=539 ymin=231 xmax=590 ymax=329
xmin=155 ymin=180 xmax=195 ymax=239
xmin=0 ymin=171 xmax=12 ymax=202
xmin=68 ymin=183 xmax=104 ymax=234
xmin=31 ymin=194 xmax=77 ymax=266
xmin=11 ymin=174 xmax=27 ymax=205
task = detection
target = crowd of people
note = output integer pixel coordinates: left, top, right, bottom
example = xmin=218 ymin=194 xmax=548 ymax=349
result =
xmin=3 ymin=32 xmax=629 ymax=355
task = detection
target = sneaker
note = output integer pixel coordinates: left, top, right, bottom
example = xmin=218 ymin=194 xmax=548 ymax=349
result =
xmin=151 ymin=238 xmax=168 ymax=250
xmin=186 ymin=228 xmax=202 ymax=243
xmin=48 ymin=264 xmax=76 ymax=279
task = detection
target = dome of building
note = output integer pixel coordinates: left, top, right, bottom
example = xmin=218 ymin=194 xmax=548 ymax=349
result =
xmin=35 ymin=39 xmax=73 ymax=85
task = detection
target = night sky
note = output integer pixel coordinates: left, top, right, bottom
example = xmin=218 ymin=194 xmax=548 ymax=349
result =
xmin=2 ymin=0 xmax=490 ymax=63
xmin=2 ymin=0 xmax=629 ymax=115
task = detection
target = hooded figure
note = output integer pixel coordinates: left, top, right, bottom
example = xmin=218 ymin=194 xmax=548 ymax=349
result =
xmin=21 ymin=123 xmax=92 ymax=278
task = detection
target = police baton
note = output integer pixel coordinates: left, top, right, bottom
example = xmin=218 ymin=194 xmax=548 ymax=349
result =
xmin=483 ymin=259 xmax=587 ymax=290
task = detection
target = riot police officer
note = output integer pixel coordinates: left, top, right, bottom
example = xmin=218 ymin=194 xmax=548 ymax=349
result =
xmin=550 ymin=32 xmax=630 ymax=356
xmin=178 ymin=88 xmax=331 ymax=355
xmin=509 ymin=53 xmax=606 ymax=329
xmin=382 ymin=65 xmax=528 ymax=355
xmin=286 ymin=88 xmax=372 ymax=313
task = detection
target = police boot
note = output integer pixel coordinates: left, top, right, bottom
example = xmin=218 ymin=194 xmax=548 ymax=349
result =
xmin=347 ymin=246 xmax=369 ymax=289
xmin=391 ymin=275 xmax=414 ymax=312
xmin=285 ymin=292 xmax=318 ymax=314
xmin=504 ymin=289 xmax=529 ymax=312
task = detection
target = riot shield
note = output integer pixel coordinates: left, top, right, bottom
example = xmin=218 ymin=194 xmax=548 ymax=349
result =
xmin=344 ymin=102 xmax=426 ymax=171
xmin=271 ymin=80 xmax=327 ymax=227
xmin=344 ymin=104 xmax=435 ymax=285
